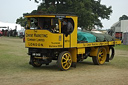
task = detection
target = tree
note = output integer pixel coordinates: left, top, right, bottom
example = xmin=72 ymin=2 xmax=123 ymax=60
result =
xmin=16 ymin=17 xmax=27 ymax=27
xmin=18 ymin=0 xmax=112 ymax=30
xmin=119 ymin=15 xmax=128 ymax=21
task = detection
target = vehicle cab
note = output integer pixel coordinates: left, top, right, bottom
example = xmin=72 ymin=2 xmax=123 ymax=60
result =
xmin=24 ymin=14 xmax=78 ymax=49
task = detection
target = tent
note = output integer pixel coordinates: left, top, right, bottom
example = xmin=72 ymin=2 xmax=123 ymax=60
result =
xmin=0 ymin=21 xmax=23 ymax=31
xmin=0 ymin=21 xmax=25 ymax=36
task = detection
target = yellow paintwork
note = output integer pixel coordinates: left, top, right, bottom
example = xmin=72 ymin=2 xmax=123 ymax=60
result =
xmin=77 ymin=40 xmax=121 ymax=48
xmin=25 ymin=14 xmax=121 ymax=64
xmin=25 ymin=14 xmax=78 ymax=48
xmin=64 ymin=35 xmax=70 ymax=48
xmin=90 ymin=47 xmax=99 ymax=57
xmin=58 ymin=20 xmax=61 ymax=33
xmin=104 ymin=46 xmax=109 ymax=54
xmin=25 ymin=15 xmax=55 ymax=18
xmin=25 ymin=30 xmax=63 ymax=48
xmin=70 ymin=17 xmax=77 ymax=47
xmin=69 ymin=48 xmax=77 ymax=63
xmin=77 ymin=48 xmax=85 ymax=54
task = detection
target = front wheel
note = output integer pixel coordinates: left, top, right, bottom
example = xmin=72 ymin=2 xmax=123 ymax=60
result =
xmin=92 ymin=47 xmax=107 ymax=65
xmin=30 ymin=56 xmax=42 ymax=67
xmin=58 ymin=51 xmax=72 ymax=71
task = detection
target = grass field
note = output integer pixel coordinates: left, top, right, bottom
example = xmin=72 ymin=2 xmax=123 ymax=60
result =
xmin=0 ymin=37 xmax=128 ymax=85
xmin=115 ymin=44 xmax=128 ymax=50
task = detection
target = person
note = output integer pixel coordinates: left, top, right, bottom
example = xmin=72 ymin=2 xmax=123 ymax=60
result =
xmin=0 ymin=30 xmax=2 ymax=37
xmin=50 ymin=25 xmax=56 ymax=33
xmin=62 ymin=19 xmax=73 ymax=35
xmin=55 ymin=24 xmax=59 ymax=33
xmin=34 ymin=22 xmax=40 ymax=29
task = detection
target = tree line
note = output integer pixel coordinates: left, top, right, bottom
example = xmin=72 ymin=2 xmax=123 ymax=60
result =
xmin=16 ymin=0 xmax=113 ymax=30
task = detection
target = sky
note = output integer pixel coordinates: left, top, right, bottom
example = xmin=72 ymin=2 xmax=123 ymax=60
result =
xmin=101 ymin=0 xmax=128 ymax=29
xmin=0 ymin=0 xmax=128 ymax=29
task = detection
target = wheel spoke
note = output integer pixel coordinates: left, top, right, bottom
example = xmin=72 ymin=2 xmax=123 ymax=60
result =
xmin=99 ymin=52 xmax=102 ymax=55
xmin=64 ymin=63 xmax=68 ymax=68
xmin=62 ymin=60 xmax=67 ymax=64
xmin=62 ymin=57 xmax=66 ymax=60
xmin=62 ymin=59 xmax=71 ymax=69
xmin=68 ymin=62 xmax=71 ymax=66
xmin=98 ymin=52 xmax=104 ymax=62
xmin=68 ymin=59 xmax=72 ymax=63
xmin=67 ymin=55 xmax=69 ymax=59
xmin=66 ymin=54 xmax=68 ymax=59
xmin=101 ymin=54 xmax=104 ymax=57
xmin=98 ymin=57 xmax=101 ymax=62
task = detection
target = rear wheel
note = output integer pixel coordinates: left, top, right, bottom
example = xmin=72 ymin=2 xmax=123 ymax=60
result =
xmin=58 ymin=51 xmax=72 ymax=71
xmin=92 ymin=47 xmax=107 ymax=65
xmin=109 ymin=47 xmax=115 ymax=60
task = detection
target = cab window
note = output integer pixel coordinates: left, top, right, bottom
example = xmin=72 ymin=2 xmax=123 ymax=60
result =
xmin=61 ymin=18 xmax=74 ymax=35
xmin=28 ymin=17 xmax=59 ymax=33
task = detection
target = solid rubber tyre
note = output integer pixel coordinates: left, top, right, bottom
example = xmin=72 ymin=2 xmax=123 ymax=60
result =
xmin=109 ymin=47 xmax=115 ymax=60
xmin=58 ymin=51 xmax=72 ymax=71
xmin=31 ymin=56 xmax=42 ymax=67
xmin=92 ymin=47 xmax=107 ymax=65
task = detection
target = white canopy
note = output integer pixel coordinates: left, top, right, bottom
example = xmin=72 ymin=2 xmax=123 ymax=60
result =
xmin=0 ymin=21 xmax=23 ymax=31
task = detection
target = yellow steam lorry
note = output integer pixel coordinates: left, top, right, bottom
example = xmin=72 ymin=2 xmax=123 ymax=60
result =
xmin=24 ymin=14 xmax=121 ymax=71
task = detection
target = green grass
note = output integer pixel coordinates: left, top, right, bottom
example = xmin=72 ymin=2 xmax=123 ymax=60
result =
xmin=115 ymin=44 xmax=128 ymax=50
xmin=0 ymin=37 xmax=30 ymax=75
xmin=84 ymin=55 xmax=128 ymax=69
xmin=0 ymin=37 xmax=128 ymax=76
xmin=110 ymin=56 xmax=128 ymax=69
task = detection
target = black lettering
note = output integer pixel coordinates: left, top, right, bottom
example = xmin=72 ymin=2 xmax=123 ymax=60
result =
xmin=26 ymin=33 xmax=33 ymax=37
xmin=51 ymin=42 xmax=60 ymax=44
xmin=28 ymin=43 xmax=38 ymax=46
xmin=87 ymin=44 xmax=91 ymax=46
xmin=58 ymin=45 xmax=62 ymax=47
xmin=34 ymin=34 xmax=48 ymax=38
xmin=27 ymin=38 xmax=36 ymax=41
xmin=37 ymin=39 xmax=45 ymax=42
xmin=38 ymin=43 xmax=40 ymax=46
xmin=49 ymin=45 xmax=57 ymax=47
xmin=41 ymin=44 xmax=43 ymax=46
xmin=65 ymin=40 xmax=70 ymax=42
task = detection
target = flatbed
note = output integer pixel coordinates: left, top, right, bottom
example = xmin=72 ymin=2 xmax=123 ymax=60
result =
xmin=77 ymin=40 xmax=121 ymax=48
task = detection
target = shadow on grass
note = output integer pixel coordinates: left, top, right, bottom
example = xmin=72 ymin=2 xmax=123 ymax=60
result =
xmin=27 ymin=61 xmax=97 ymax=71
xmin=78 ymin=61 xmax=94 ymax=65
xmin=30 ymin=64 xmax=59 ymax=71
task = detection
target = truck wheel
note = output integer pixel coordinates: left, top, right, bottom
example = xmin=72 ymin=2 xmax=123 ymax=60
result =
xmin=92 ymin=47 xmax=107 ymax=65
xmin=58 ymin=51 xmax=72 ymax=71
xmin=109 ymin=47 xmax=115 ymax=60
xmin=31 ymin=56 xmax=42 ymax=67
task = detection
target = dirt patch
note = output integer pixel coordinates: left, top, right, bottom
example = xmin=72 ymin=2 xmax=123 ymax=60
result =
xmin=0 ymin=61 xmax=128 ymax=85
xmin=115 ymin=50 xmax=128 ymax=57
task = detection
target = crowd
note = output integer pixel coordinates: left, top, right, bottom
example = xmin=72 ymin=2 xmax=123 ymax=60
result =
xmin=0 ymin=29 xmax=17 ymax=37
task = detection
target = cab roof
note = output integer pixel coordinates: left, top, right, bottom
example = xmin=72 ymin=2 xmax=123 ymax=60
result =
xmin=24 ymin=14 xmax=77 ymax=18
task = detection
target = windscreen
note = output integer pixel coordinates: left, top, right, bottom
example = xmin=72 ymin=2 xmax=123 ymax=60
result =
xmin=28 ymin=17 xmax=59 ymax=33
